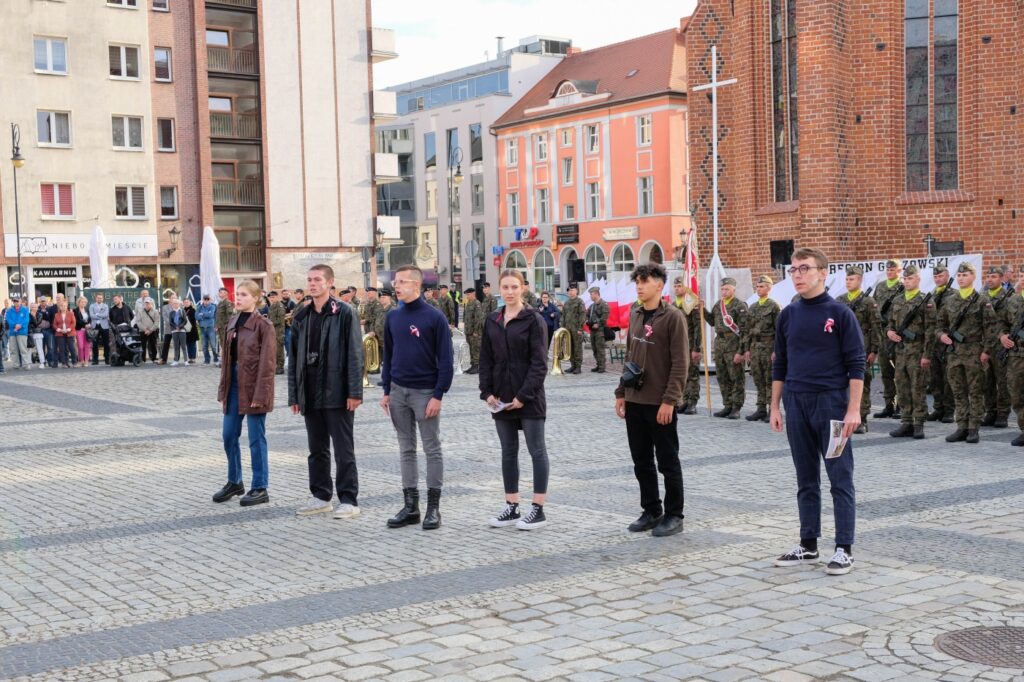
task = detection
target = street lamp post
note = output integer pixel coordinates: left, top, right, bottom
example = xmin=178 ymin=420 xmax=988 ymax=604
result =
xmin=447 ymin=146 xmax=463 ymax=284
xmin=10 ymin=123 xmax=25 ymax=300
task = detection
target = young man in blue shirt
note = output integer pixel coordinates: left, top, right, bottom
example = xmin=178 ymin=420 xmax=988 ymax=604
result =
xmin=770 ymin=247 xmax=865 ymax=576
xmin=380 ymin=265 xmax=454 ymax=531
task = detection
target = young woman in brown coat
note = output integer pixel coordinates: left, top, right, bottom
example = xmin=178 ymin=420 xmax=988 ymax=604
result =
xmin=213 ymin=280 xmax=277 ymax=506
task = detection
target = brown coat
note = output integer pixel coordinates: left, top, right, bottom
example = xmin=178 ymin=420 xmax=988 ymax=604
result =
xmin=218 ymin=312 xmax=277 ymax=415
xmin=614 ymin=301 xmax=689 ymax=406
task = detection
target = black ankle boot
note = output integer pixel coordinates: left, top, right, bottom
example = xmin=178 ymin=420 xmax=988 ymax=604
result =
xmin=745 ymin=408 xmax=767 ymax=421
xmin=873 ymin=404 xmax=895 ymax=419
xmin=387 ymin=488 xmax=420 ymax=528
xmin=713 ymin=407 xmax=731 ymax=418
xmin=422 ymin=488 xmax=442 ymax=530
xmin=889 ymin=423 xmax=914 ymax=438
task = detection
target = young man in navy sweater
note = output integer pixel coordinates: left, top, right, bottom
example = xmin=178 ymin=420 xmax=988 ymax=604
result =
xmin=380 ymin=265 xmax=454 ymax=531
xmin=770 ymin=247 xmax=865 ymax=575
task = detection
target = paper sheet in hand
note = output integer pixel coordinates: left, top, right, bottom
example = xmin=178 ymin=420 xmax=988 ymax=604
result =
xmin=826 ymin=420 xmax=848 ymax=459
xmin=487 ymin=401 xmax=512 ymax=414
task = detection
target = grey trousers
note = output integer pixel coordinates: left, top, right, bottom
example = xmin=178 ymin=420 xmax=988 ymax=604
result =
xmin=390 ymin=383 xmax=443 ymax=489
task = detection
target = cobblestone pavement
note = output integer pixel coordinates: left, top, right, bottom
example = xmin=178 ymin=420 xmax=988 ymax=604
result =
xmin=1 ymin=358 xmax=1023 ymax=682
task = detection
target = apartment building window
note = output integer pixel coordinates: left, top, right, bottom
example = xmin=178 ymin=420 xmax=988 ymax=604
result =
xmin=506 ymin=138 xmax=518 ymax=167
xmin=638 ymin=176 xmax=653 ymax=215
xmin=424 ymin=132 xmax=436 ymax=169
xmin=112 ymin=115 xmax=143 ymax=150
xmin=160 ymin=186 xmax=178 ymax=219
xmin=586 ymin=125 xmax=599 ymax=154
xmin=537 ymin=188 xmax=549 ymax=224
xmin=611 ymin=243 xmax=635 ymax=272
xmin=109 ymin=45 xmax=140 ymax=79
xmin=562 ymin=157 xmax=573 ymax=186
xmin=584 ymin=245 xmax=607 ymax=280
xmin=154 ymin=47 xmax=172 ymax=81
xmin=587 ymin=182 xmax=600 ymax=219
xmin=536 ymin=134 xmax=548 ymax=162
xmin=446 ymin=127 xmax=459 ymax=167
xmin=564 ymin=204 xmax=575 ymax=220
xmin=33 ymin=37 xmax=67 ymax=75
xmin=770 ymin=0 xmax=799 ymax=201
xmin=152 ymin=0 xmax=169 ymax=10
xmin=469 ymin=123 xmax=483 ymax=162
xmin=636 ymin=115 xmax=652 ymax=146
xmin=107 ymin=0 xmax=138 ymax=6
xmin=40 ymin=183 xmax=74 ymax=218
xmin=508 ymin=192 xmax=520 ymax=226
xmin=115 ymin=185 xmax=147 ymax=218
xmin=37 ymin=111 xmax=70 ymax=147
xmin=470 ymin=173 xmax=484 ymax=214
xmin=157 ymin=118 xmax=175 ymax=151
xmin=560 ymin=128 xmax=572 ymax=147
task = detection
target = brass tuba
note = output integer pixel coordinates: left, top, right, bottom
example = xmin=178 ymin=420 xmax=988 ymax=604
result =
xmin=362 ymin=333 xmax=381 ymax=387
xmin=550 ymin=327 xmax=572 ymax=375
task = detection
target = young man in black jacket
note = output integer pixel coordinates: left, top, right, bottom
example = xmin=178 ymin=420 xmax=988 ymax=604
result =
xmin=288 ymin=264 xmax=364 ymax=519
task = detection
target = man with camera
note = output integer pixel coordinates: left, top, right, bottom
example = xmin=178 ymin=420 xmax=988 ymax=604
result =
xmin=614 ymin=263 xmax=689 ymax=538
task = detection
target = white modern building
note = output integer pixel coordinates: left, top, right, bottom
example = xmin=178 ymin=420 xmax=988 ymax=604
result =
xmin=377 ymin=36 xmax=571 ymax=288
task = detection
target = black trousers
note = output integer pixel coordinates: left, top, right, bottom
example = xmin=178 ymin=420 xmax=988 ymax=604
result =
xmin=91 ymin=328 xmax=109 ymax=363
xmin=160 ymin=334 xmax=172 ymax=362
xmin=304 ymin=407 xmax=358 ymax=505
xmin=141 ymin=332 xmax=158 ymax=362
xmin=625 ymin=401 xmax=684 ymax=518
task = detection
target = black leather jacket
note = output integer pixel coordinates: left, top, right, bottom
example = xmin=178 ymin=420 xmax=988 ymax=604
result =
xmin=287 ymin=297 xmax=363 ymax=413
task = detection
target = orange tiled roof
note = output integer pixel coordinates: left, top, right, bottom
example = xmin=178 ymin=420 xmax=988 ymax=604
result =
xmin=492 ymin=27 xmax=687 ymax=129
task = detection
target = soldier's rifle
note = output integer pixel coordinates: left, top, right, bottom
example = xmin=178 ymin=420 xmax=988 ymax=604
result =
xmin=996 ymin=307 xmax=1024 ymax=364
xmin=934 ymin=290 xmax=979 ymax=362
xmin=893 ymin=292 xmax=932 ymax=346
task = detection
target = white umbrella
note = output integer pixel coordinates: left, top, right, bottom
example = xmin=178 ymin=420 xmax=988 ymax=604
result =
xmin=199 ymin=225 xmax=224 ymax=298
xmin=88 ymin=225 xmax=114 ymax=288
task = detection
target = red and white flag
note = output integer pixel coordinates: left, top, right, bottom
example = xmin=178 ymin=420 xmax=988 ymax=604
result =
xmin=683 ymin=229 xmax=700 ymax=297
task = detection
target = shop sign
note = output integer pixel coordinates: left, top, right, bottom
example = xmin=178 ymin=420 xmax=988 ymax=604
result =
xmin=556 ymin=224 xmax=579 ymax=235
xmin=556 ymin=234 xmax=579 ymax=245
xmin=31 ymin=267 xmax=78 ymax=278
xmin=510 ymin=239 xmax=545 ymax=249
xmin=602 ymin=226 xmax=639 ymax=241
xmin=5 ymin=233 xmax=157 ymax=258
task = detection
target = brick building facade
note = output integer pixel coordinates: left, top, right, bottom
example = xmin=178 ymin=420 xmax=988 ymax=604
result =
xmin=684 ymin=0 xmax=1023 ymax=277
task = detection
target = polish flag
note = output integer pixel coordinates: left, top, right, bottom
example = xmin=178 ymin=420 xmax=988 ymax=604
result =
xmin=683 ymin=229 xmax=699 ymax=297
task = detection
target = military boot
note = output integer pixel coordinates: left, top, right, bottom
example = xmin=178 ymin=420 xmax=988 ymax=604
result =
xmin=889 ymin=423 xmax=914 ymax=438
xmin=993 ymin=416 xmax=1008 ymax=428
xmin=713 ymin=406 xmax=732 ymax=418
xmin=980 ymin=413 xmax=996 ymax=427
xmin=682 ymin=403 xmax=697 ymax=415
xmin=966 ymin=429 xmax=980 ymax=444
xmin=940 ymin=412 xmax=955 ymax=424
xmin=1012 ymin=433 xmax=1024 ymax=446
xmin=676 ymin=402 xmax=689 ymax=414
xmin=912 ymin=423 xmax=925 ymax=440
xmin=745 ymin=408 xmax=767 ymax=422
xmin=854 ymin=423 xmax=868 ymax=434
xmin=727 ymin=407 xmax=742 ymax=420
xmin=874 ymin=404 xmax=896 ymax=419
xmin=422 ymin=488 xmax=442 ymax=530
xmin=945 ymin=428 xmax=968 ymax=443
xmin=892 ymin=408 xmax=902 ymax=421
xmin=386 ymin=488 xmax=420 ymax=528
xmin=926 ymin=409 xmax=943 ymax=422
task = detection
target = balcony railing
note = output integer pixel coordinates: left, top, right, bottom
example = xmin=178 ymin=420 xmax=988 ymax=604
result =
xmin=207 ymin=46 xmax=258 ymax=75
xmin=212 ymin=179 xmax=262 ymax=206
xmin=210 ymin=111 xmax=260 ymax=139
xmin=220 ymin=245 xmax=264 ymax=273
xmin=211 ymin=0 xmax=256 ymax=7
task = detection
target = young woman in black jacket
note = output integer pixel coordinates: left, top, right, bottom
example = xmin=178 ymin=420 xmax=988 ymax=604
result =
xmin=479 ymin=269 xmax=550 ymax=530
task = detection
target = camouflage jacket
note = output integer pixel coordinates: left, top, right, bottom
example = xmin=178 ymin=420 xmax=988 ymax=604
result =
xmin=424 ymin=296 xmax=441 ymax=310
xmin=995 ymin=291 xmax=1024 ymax=355
xmin=887 ymin=291 xmax=935 ymax=358
xmin=702 ymin=298 xmax=748 ymax=352
xmin=215 ymin=299 xmax=234 ymax=334
xmin=439 ymin=295 xmax=456 ymax=326
xmin=268 ymin=301 xmax=286 ymax=335
xmin=522 ymin=291 xmax=539 ymax=308
xmin=586 ymin=299 xmax=610 ymax=330
xmin=744 ymin=298 xmax=781 ymax=351
xmin=373 ymin=303 xmax=392 ymax=339
xmin=671 ymin=298 xmax=703 ymax=353
xmin=561 ymin=297 xmax=586 ymax=332
xmin=935 ymin=289 xmax=996 ymax=354
xmin=873 ymin=279 xmax=905 ymax=328
xmin=463 ymin=300 xmax=485 ymax=336
xmin=836 ymin=291 xmax=881 ymax=356
xmin=361 ymin=299 xmax=382 ymax=333
xmin=482 ymin=294 xmax=499 ymax=316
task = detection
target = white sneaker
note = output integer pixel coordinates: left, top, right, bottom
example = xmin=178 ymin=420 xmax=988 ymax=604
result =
xmin=295 ymin=497 xmax=333 ymax=516
xmin=774 ymin=545 xmax=822 ymax=567
xmin=825 ymin=548 xmax=854 ymax=575
xmin=488 ymin=502 xmax=521 ymax=528
xmin=169 ymin=361 xmax=178 ymax=367
xmin=333 ymin=503 xmax=361 ymax=519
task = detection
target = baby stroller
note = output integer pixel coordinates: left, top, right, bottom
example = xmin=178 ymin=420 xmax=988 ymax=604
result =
xmin=109 ymin=323 xmax=143 ymax=367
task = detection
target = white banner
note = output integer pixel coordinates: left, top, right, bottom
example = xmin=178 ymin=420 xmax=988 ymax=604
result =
xmin=5 ymin=233 xmax=157 ymax=258
xmin=750 ymin=254 xmax=986 ymax=307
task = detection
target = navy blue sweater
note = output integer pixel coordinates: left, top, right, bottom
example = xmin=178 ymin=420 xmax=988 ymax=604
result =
xmin=382 ymin=296 xmax=453 ymax=400
xmin=772 ymin=291 xmax=866 ymax=392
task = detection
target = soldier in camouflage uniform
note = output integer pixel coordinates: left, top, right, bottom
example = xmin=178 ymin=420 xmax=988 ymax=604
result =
xmin=702 ymin=277 xmax=748 ymax=419
xmin=522 ymin=280 xmax=539 ymax=308
xmin=670 ymin=276 xmax=702 ymax=415
xmin=372 ymin=289 xmax=393 ymax=353
xmin=214 ymin=287 xmax=234 ymax=365
xmin=561 ymin=283 xmax=586 ymax=374
xmin=927 ymin=265 xmax=956 ymax=423
xmin=836 ymin=265 xmax=881 ymax=433
xmin=744 ymin=275 xmax=781 ymax=423
xmin=586 ymin=286 xmax=610 ymax=373
xmin=885 ymin=265 xmax=936 ymax=439
xmin=996 ymin=266 xmax=1024 ymax=447
xmin=360 ymin=287 xmax=382 ymax=335
xmin=462 ymin=287 xmax=484 ymax=374
xmin=438 ymin=284 xmax=457 ymax=327
xmin=873 ymin=259 xmax=904 ymax=418
xmin=481 ymin=282 xmax=499 ymax=316
xmin=424 ymin=286 xmax=441 ymax=310
xmin=981 ymin=266 xmax=1013 ymax=427
xmin=267 ymin=290 xmax=287 ymax=375
xmin=936 ymin=262 xmax=996 ymax=444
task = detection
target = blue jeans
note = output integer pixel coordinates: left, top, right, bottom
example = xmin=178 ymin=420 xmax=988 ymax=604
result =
xmin=284 ymin=326 xmax=291 ymax=360
xmin=201 ymin=326 xmax=219 ymax=363
xmin=222 ymin=367 xmax=269 ymax=489
xmin=782 ymin=387 xmax=856 ymax=547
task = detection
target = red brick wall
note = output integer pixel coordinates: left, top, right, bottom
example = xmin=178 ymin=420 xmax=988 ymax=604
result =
xmin=685 ymin=0 xmax=1023 ymax=278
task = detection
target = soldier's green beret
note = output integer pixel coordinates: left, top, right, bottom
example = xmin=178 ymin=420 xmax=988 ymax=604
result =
xmin=957 ymin=262 xmax=976 ymax=274
xmin=846 ymin=265 xmax=864 ymax=276
xmin=720 ymin=277 xmax=737 ymax=287
xmin=986 ymin=266 xmax=1002 ymax=275
xmin=903 ymin=264 xmax=920 ymax=276
xmin=933 ymin=265 xmax=948 ymax=275
xmin=757 ymin=275 xmax=773 ymax=285
xmin=886 ymin=259 xmax=902 ymax=269
xmin=588 ymin=286 xmax=601 ymax=294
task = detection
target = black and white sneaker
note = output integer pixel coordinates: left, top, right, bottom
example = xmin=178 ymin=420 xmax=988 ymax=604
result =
xmin=488 ymin=502 xmax=520 ymax=528
xmin=825 ymin=548 xmax=854 ymax=575
xmin=773 ymin=545 xmax=821 ymax=567
xmin=516 ymin=504 xmax=547 ymax=530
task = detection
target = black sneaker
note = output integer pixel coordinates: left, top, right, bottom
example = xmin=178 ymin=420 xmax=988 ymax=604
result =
xmin=628 ymin=511 xmax=662 ymax=532
xmin=516 ymin=504 xmax=547 ymax=530
xmin=488 ymin=501 xmax=520 ymax=528
xmin=240 ymin=488 xmax=269 ymax=507
xmin=212 ymin=482 xmax=245 ymax=503
xmin=773 ymin=545 xmax=821 ymax=567
xmin=825 ymin=548 xmax=854 ymax=575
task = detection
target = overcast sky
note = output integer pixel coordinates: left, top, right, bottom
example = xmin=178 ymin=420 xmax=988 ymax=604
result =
xmin=372 ymin=0 xmax=699 ymax=88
